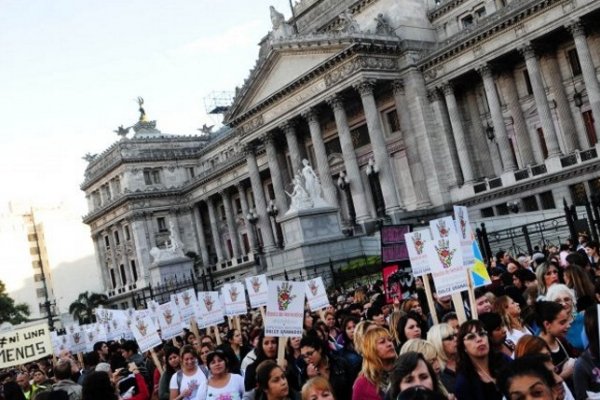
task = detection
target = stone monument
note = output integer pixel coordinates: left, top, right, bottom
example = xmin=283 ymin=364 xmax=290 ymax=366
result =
xmin=148 ymin=219 xmax=194 ymax=285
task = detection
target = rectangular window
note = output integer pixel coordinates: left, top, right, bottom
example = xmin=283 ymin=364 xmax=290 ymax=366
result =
xmin=157 ymin=217 xmax=167 ymax=232
xmin=124 ymin=225 xmax=131 ymax=241
xmin=496 ymin=203 xmax=509 ymax=216
xmin=537 ymin=128 xmax=549 ymax=159
xmin=523 ymin=71 xmax=533 ymax=95
xmin=349 ymin=124 xmax=371 ymax=149
xmin=120 ymin=264 xmax=127 ymax=285
xmin=36 ymin=288 xmax=45 ymax=298
xmin=144 ymin=170 xmax=152 ymax=185
xmin=522 ymin=196 xmax=539 ymax=212
xmin=34 ymin=273 xmax=43 ymax=282
xmin=130 ymin=260 xmax=138 ymax=282
xmin=461 ymin=15 xmax=474 ymax=28
xmin=102 ymin=184 xmax=112 ymax=201
xmin=385 ymin=110 xmax=401 ymax=134
xmin=110 ymin=269 xmax=117 ymax=289
xmin=187 ymin=167 xmax=195 ymax=179
xmin=112 ymin=177 xmax=121 ymax=194
xmin=569 ymin=182 xmax=588 ymax=206
xmin=152 ymin=170 xmax=161 ymax=184
xmin=475 ymin=7 xmax=486 ymax=18
xmin=27 ymin=233 xmax=37 ymax=242
xmin=568 ymin=48 xmax=582 ymax=77
xmin=583 ymin=110 xmax=597 ymax=147
xmin=104 ymin=235 xmax=110 ymax=248
xmin=324 ymin=137 xmax=342 ymax=156
xmin=144 ymin=169 xmax=162 ymax=185
xmin=539 ymin=191 xmax=556 ymax=210
xmin=242 ymin=233 xmax=250 ymax=254
xmin=234 ymin=198 xmax=242 ymax=214
xmin=29 ymin=247 xmax=40 ymax=256
xmin=32 ymin=260 xmax=42 ymax=270
xmin=219 ymin=204 xmax=226 ymax=221
xmin=267 ymin=184 xmax=275 ymax=202
xmin=114 ymin=231 xmax=120 ymax=246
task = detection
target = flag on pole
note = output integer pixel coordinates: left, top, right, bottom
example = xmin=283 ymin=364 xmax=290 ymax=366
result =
xmin=471 ymin=240 xmax=491 ymax=288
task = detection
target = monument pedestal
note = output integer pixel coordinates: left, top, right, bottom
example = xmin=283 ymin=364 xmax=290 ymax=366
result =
xmin=149 ymin=256 xmax=193 ymax=286
xmin=278 ymin=206 xmax=343 ymax=249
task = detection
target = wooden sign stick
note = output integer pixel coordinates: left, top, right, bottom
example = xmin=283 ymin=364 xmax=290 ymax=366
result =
xmin=259 ymin=306 xmax=266 ymax=325
xmin=150 ymin=349 xmax=164 ymax=374
xmin=277 ymin=337 xmax=286 ymax=367
xmin=233 ymin=316 xmax=241 ymax=332
xmin=451 ymin=292 xmax=468 ymax=325
xmin=467 ymin=269 xmax=478 ymax=320
xmin=422 ymin=275 xmax=439 ymax=325
xmin=214 ymin=325 xmax=222 ymax=346
xmin=190 ymin=318 xmax=200 ymax=340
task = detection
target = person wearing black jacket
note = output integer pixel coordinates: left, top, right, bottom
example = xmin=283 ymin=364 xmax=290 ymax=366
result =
xmin=217 ymin=328 xmax=253 ymax=375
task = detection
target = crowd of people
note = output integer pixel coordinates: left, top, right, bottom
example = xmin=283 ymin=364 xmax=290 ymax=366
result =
xmin=3 ymin=233 xmax=600 ymax=400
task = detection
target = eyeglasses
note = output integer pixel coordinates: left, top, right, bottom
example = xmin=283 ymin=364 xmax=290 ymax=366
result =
xmin=463 ymin=330 xmax=488 ymax=341
xmin=442 ymin=334 xmax=457 ymax=341
xmin=301 ymin=350 xmax=315 ymax=359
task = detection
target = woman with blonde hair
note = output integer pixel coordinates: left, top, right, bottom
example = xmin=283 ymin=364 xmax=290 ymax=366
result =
xmin=493 ymin=295 xmax=531 ymax=345
xmin=427 ymin=323 xmax=458 ymax=394
xmin=388 ymin=310 xmax=404 ymax=350
xmin=399 ymin=339 xmax=450 ymax=398
xmin=535 ymin=261 xmax=561 ymax=299
xmin=352 ymin=326 xmax=397 ymax=400
xmin=353 ymin=320 xmax=374 ymax=356
xmin=301 ymin=376 xmax=335 ymax=400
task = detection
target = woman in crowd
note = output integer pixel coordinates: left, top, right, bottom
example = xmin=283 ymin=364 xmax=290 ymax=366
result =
xmin=514 ymin=335 xmax=551 ymax=358
xmin=454 ymin=320 xmax=510 ymax=400
xmin=563 ymin=265 xmax=596 ymax=306
xmin=497 ymin=356 xmax=558 ymax=400
xmin=220 ymin=329 xmax=252 ymax=375
xmin=352 ymin=326 xmax=398 ymax=400
xmin=169 ymin=345 xmax=207 ymax=400
xmin=427 ymin=323 xmax=458 ymax=395
xmin=388 ymin=351 xmax=447 ymax=400
xmin=301 ymin=376 xmax=335 ymax=400
xmin=536 ymin=261 xmax=562 ymax=299
xmin=287 ymin=337 xmax=305 ymax=381
xmin=573 ymin=305 xmax=600 ymax=399
xmin=206 ymin=349 xmax=244 ymax=399
xmin=158 ymin=346 xmax=180 ymax=400
xmin=546 ymin=284 xmax=585 ymax=352
xmin=253 ymin=360 xmax=300 ymax=400
xmin=198 ymin=342 xmax=213 ymax=378
xmin=399 ymin=339 xmax=450 ymax=397
xmin=336 ymin=315 xmax=362 ymax=383
xmin=396 ymin=312 xmax=423 ymax=349
xmin=585 ymin=241 xmax=600 ymax=271
xmin=478 ymin=312 xmax=514 ymax=358
xmin=244 ymin=333 xmax=299 ymax=393
xmin=493 ymin=295 xmax=531 ymax=345
xmin=82 ymin=371 xmax=119 ymax=400
xmin=299 ymin=333 xmax=351 ymax=400
xmin=353 ymin=320 xmax=375 ymax=356
xmin=402 ymin=299 xmax=429 ymax=330
xmin=535 ymin=301 xmax=576 ymax=383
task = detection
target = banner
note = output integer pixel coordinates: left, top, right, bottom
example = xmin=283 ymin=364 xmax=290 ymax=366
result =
xmin=265 ymin=281 xmax=305 ymax=337
xmin=130 ymin=316 xmax=162 ymax=353
xmin=382 ymin=265 xmax=403 ymax=303
xmin=454 ymin=206 xmax=475 ymax=268
xmin=65 ymin=325 xmax=87 ymax=354
xmin=175 ymin=289 xmax=198 ymax=324
xmin=405 ymin=230 xmax=432 ymax=277
xmin=305 ymin=277 xmax=329 ymax=311
xmin=195 ymin=291 xmax=225 ymax=329
xmin=0 ymin=323 xmax=53 ymax=368
xmin=424 ymin=229 xmax=467 ymax=296
xmin=157 ymin=301 xmax=185 ymax=340
xmin=245 ymin=275 xmax=268 ymax=308
xmin=222 ymin=283 xmax=248 ymax=317
xmin=50 ymin=331 xmax=67 ymax=357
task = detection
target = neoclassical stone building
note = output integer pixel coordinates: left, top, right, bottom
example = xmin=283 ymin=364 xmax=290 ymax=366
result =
xmin=82 ymin=0 xmax=600 ymax=305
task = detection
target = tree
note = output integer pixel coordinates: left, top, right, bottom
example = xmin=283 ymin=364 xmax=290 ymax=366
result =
xmin=0 ymin=280 xmax=30 ymax=324
xmin=68 ymin=291 xmax=108 ymax=324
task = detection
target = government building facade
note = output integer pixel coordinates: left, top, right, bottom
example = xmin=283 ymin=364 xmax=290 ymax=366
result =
xmin=82 ymin=0 xmax=600 ymax=307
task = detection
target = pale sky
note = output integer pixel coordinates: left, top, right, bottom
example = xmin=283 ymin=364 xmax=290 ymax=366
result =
xmin=0 ymin=0 xmax=292 ymax=213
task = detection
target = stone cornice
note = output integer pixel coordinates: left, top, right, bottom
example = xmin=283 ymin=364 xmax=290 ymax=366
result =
xmin=419 ymin=0 xmax=564 ymax=72
xmin=427 ymin=0 xmax=470 ymax=21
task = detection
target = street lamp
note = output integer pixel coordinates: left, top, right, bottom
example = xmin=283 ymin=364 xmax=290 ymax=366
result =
xmin=486 ymin=123 xmax=495 ymax=141
xmin=337 ymin=171 xmax=356 ymax=226
xmin=246 ymin=208 xmax=261 ymax=252
xmin=267 ymin=199 xmax=283 ymax=248
xmin=365 ymin=158 xmax=385 ymax=218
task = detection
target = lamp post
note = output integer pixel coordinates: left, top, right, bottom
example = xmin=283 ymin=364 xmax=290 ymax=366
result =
xmin=365 ymin=158 xmax=385 ymax=218
xmin=486 ymin=123 xmax=495 ymax=142
xmin=267 ymin=199 xmax=283 ymax=248
xmin=337 ymin=171 xmax=356 ymax=226
xmin=246 ymin=208 xmax=260 ymax=252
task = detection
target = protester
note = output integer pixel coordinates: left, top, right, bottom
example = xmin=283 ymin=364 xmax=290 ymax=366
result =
xmin=52 ymin=359 xmax=82 ymax=400
xmin=158 ymin=347 xmax=180 ymax=400
xmin=300 ymin=376 xmax=335 ymax=400
xmin=573 ymin=305 xmax=600 ymax=399
xmin=205 ymin=349 xmax=244 ymax=399
xmin=388 ymin=351 xmax=447 ymax=400
xmin=168 ymin=345 xmax=207 ymax=400
xmin=545 ymin=284 xmax=585 ymax=351
xmin=244 ymin=333 xmax=299 ymax=392
xmin=252 ymin=360 xmax=300 ymax=400
xmin=427 ymin=323 xmax=458 ymax=395
xmin=497 ymin=356 xmax=557 ymax=400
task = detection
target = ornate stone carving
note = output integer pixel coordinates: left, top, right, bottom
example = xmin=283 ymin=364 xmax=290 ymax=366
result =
xmin=374 ymin=13 xmax=395 ymax=35
xmin=392 ymin=80 xmax=405 ymax=96
xmin=324 ymin=57 xmax=397 ymax=87
xmin=262 ymin=131 xmax=277 ymax=145
xmin=269 ymin=6 xmax=294 ymax=39
xmin=427 ymin=89 xmax=442 ymax=103
xmin=278 ymin=120 xmax=296 ymax=133
xmin=300 ymin=108 xmax=319 ymax=124
xmin=353 ymin=79 xmax=376 ymax=97
xmin=518 ymin=44 xmax=536 ymax=60
xmin=326 ymin=94 xmax=345 ymax=111
xmin=335 ymin=9 xmax=360 ymax=33
xmin=566 ymin=20 xmax=585 ymax=37
xmin=441 ymin=82 xmax=455 ymax=96
xmin=476 ymin=64 xmax=493 ymax=78
xmin=241 ymin=115 xmax=264 ymax=135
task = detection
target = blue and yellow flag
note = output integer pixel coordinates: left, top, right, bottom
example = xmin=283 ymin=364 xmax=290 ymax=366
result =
xmin=471 ymin=240 xmax=491 ymax=288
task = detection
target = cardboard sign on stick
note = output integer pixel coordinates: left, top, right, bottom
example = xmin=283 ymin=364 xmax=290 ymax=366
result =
xmin=195 ymin=291 xmax=225 ymax=329
xmin=265 ymin=281 xmax=305 ymax=337
xmin=222 ymin=283 xmax=248 ymax=317
xmin=130 ymin=316 xmax=162 ymax=353
xmin=405 ymin=230 xmax=432 ymax=277
xmin=305 ymin=277 xmax=329 ymax=311
xmin=0 ymin=324 xmax=53 ymax=368
xmin=245 ymin=275 xmax=268 ymax=308
xmin=157 ymin=301 xmax=185 ymax=340
xmin=424 ymin=228 xmax=467 ymax=296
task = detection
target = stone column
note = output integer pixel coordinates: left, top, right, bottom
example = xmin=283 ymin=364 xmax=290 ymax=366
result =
xmin=221 ymin=189 xmax=242 ymax=259
xmin=465 ymin=90 xmax=497 ymax=176
xmin=442 ymin=82 xmax=475 ymax=182
xmin=354 ymin=79 xmax=403 ymax=213
xmin=568 ymin=21 xmax=600 ymax=138
xmin=93 ymin=235 xmax=111 ymax=290
xmin=192 ymin=204 xmax=210 ymax=268
xmin=245 ymin=145 xmax=276 ymax=250
xmin=301 ymin=108 xmax=338 ymax=207
xmin=544 ymin=52 xmax=579 ymax=152
xmin=118 ymin=223 xmax=133 ymax=283
xmin=500 ymin=71 xmax=538 ymax=165
xmin=478 ymin=65 xmax=517 ymax=171
xmin=263 ymin=132 xmax=289 ymax=214
xmin=206 ymin=197 xmax=224 ymax=262
xmin=521 ymin=44 xmax=561 ymax=157
xmin=281 ymin=121 xmax=303 ymax=177
xmin=392 ymin=80 xmax=431 ymax=207
xmin=326 ymin=94 xmax=370 ymax=221
xmin=237 ymin=182 xmax=257 ymax=252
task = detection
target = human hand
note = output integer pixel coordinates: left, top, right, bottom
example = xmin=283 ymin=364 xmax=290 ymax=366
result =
xmin=306 ymin=363 xmax=319 ymax=378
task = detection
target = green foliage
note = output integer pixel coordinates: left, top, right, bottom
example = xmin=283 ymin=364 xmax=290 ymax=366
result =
xmin=0 ymin=280 xmax=31 ymax=324
xmin=68 ymin=291 xmax=108 ymax=324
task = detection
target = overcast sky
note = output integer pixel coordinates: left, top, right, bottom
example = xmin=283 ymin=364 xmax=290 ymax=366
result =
xmin=0 ymin=0 xmax=291 ymax=213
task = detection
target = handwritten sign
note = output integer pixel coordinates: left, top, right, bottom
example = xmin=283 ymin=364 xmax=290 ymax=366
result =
xmin=245 ymin=275 xmax=268 ymax=308
xmin=222 ymin=283 xmax=248 ymax=317
xmin=405 ymin=230 xmax=432 ymax=277
xmin=0 ymin=324 xmax=52 ymax=368
xmin=265 ymin=281 xmax=305 ymax=337
xmin=304 ymin=278 xmax=329 ymax=311
xmin=130 ymin=316 xmax=162 ymax=353
xmin=195 ymin=291 xmax=225 ymax=329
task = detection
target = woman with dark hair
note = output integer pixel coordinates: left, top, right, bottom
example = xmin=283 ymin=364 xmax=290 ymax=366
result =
xmin=536 ymin=262 xmax=562 ymax=299
xmin=244 ymin=333 xmax=300 ymax=392
xmin=396 ymin=312 xmax=424 ymax=350
xmin=563 ymin=265 xmax=596 ymax=306
xmin=574 ymin=305 xmax=600 ymax=399
xmin=169 ymin=345 xmax=207 ymax=400
xmin=454 ymin=320 xmax=510 ymax=400
xmin=299 ymin=333 xmax=351 ymax=400
xmin=497 ymin=356 xmax=557 ymax=400
xmin=158 ymin=346 xmax=180 ymax=400
xmin=535 ymin=301 xmax=576 ymax=382
xmin=82 ymin=371 xmax=118 ymax=400
xmin=219 ymin=329 xmax=252 ymax=374
xmin=254 ymin=360 xmax=300 ymax=400
xmin=388 ymin=351 xmax=447 ymax=400
xmin=206 ymin=349 xmax=244 ymax=399
xmin=337 ymin=315 xmax=362 ymax=383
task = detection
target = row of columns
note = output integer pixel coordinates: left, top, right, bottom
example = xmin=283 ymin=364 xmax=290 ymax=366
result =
xmin=432 ymin=21 xmax=600 ymax=184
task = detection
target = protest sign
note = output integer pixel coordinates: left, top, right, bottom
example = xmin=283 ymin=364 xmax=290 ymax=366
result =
xmin=130 ymin=316 xmax=162 ymax=353
xmin=66 ymin=325 xmax=87 ymax=354
xmin=404 ymin=230 xmax=432 ymax=276
xmin=454 ymin=205 xmax=475 ymax=268
xmin=0 ymin=323 xmax=52 ymax=368
xmin=305 ymin=277 xmax=329 ymax=311
xmin=50 ymin=331 xmax=67 ymax=357
xmin=245 ymin=275 xmax=268 ymax=308
xmin=195 ymin=291 xmax=225 ymax=329
xmin=158 ymin=301 xmax=185 ymax=340
xmin=265 ymin=281 xmax=305 ymax=337
xmin=222 ymin=283 xmax=248 ymax=317
xmin=424 ymin=231 xmax=467 ymax=296
xmin=176 ymin=289 xmax=197 ymax=324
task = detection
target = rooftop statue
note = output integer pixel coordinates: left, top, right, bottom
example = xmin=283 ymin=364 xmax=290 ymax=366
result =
xmin=82 ymin=153 xmax=97 ymax=162
xmin=374 ymin=13 xmax=395 ymax=35
xmin=137 ymin=96 xmax=147 ymax=122
xmin=114 ymin=125 xmax=131 ymax=137
xmin=284 ymin=160 xmax=331 ymax=215
xmin=198 ymin=123 xmax=214 ymax=135
xmin=269 ymin=5 xmax=294 ymax=39
xmin=336 ymin=9 xmax=360 ymax=33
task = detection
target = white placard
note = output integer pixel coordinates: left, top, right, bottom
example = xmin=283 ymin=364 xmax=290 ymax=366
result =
xmin=454 ymin=205 xmax=475 ymax=268
xmin=245 ymin=275 xmax=268 ymax=308
xmin=65 ymin=324 xmax=87 ymax=354
xmin=305 ymin=278 xmax=329 ymax=311
xmin=425 ymin=231 xmax=467 ymax=296
xmin=176 ymin=289 xmax=198 ymax=324
xmin=84 ymin=323 xmax=107 ymax=351
xmin=130 ymin=316 xmax=162 ymax=353
xmin=147 ymin=300 xmax=160 ymax=327
xmin=222 ymin=283 xmax=248 ymax=317
xmin=405 ymin=230 xmax=432 ymax=277
xmin=265 ymin=281 xmax=305 ymax=337
xmin=0 ymin=324 xmax=53 ymax=368
xmin=195 ymin=291 xmax=225 ymax=329
xmin=158 ymin=301 xmax=185 ymax=340
xmin=430 ymin=216 xmax=456 ymax=240
xmin=51 ymin=331 xmax=68 ymax=357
